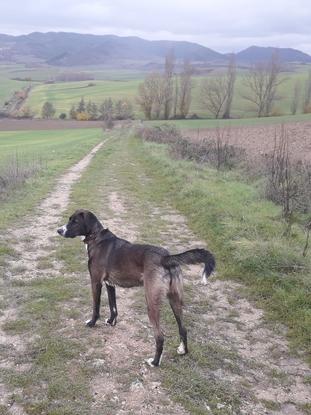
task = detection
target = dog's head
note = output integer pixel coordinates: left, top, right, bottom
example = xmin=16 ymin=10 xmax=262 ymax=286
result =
xmin=57 ymin=209 xmax=99 ymax=238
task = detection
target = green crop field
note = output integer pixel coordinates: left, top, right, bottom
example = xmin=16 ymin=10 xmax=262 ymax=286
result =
xmin=25 ymin=79 xmax=141 ymax=117
xmin=0 ymin=65 xmax=31 ymax=106
xmin=24 ymin=66 xmax=311 ymax=119
xmin=1 ymin=62 xmax=311 ymax=121
xmin=148 ymin=112 xmax=311 ymax=129
xmin=0 ymin=63 xmax=144 ymax=113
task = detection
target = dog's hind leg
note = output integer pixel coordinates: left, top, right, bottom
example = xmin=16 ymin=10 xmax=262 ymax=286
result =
xmin=86 ymin=281 xmax=102 ymax=327
xmin=105 ymin=283 xmax=118 ymax=326
xmin=144 ymin=279 xmax=165 ymax=367
xmin=168 ymin=291 xmax=188 ymax=355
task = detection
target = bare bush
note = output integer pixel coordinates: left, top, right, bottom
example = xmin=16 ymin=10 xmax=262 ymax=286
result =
xmin=170 ymin=128 xmax=242 ymax=168
xmin=0 ymin=153 xmax=44 ymax=199
xmin=136 ymin=124 xmax=182 ymax=144
xmin=303 ymin=220 xmax=311 ymax=257
xmin=265 ymin=125 xmax=311 ymax=223
xmin=137 ymin=125 xmax=244 ymax=169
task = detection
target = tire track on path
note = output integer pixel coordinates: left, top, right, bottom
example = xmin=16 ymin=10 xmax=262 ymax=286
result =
xmin=0 ymin=141 xmax=104 ymax=413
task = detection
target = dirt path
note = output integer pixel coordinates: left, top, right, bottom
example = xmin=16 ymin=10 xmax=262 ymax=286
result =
xmin=4 ymin=141 xmax=103 ymax=281
xmin=0 ymin=135 xmax=310 ymax=415
xmin=88 ymin=191 xmax=188 ymax=415
xmin=152 ymin=209 xmax=311 ymax=415
xmin=0 ymin=139 xmax=188 ymax=415
xmin=0 ymin=141 xmax=104 ymax=413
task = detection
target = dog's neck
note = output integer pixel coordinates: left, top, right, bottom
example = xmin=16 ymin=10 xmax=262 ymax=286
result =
xmin=83 ymin=223 xmax=108 ymax=245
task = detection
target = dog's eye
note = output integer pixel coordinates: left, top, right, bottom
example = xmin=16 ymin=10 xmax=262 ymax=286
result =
xmin=73 ymin=219 xmax=78 ymax=224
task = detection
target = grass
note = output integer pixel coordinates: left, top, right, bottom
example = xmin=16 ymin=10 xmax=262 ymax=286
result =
xmin=130 ymin=137 xmax=311 ymax=363
xmin=147 ymin=112 xmax=311 ymax=129
xmin=1 ymin=276 xmax=93 ymax=415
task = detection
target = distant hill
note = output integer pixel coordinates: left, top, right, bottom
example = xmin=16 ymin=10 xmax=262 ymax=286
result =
xmin=235 ymin=45 xmax=311 ymax=64
xmin=0 ymin=32 xmax=310 ymax=68
xmin=0 ymin=32 xmax=225 ymax=67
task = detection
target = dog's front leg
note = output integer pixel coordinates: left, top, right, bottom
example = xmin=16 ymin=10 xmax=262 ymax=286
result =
xmin=86 ymin=281 xmax=102 ymax=327
xmin=105 ymin=283 xmax=118 ymax=326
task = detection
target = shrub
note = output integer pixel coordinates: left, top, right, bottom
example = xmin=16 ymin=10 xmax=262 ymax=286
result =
xmin=137 ymin=125 xmax=245 ymax=170
xmin=75 ymin=112 xmax=90 ymax=121
xmin=0 ymin=153 xmax=44 ymax=200
xmin=41 ymin=101 xmax=56 ymax=119
xmin=265 ymin=126 xmax=311 ymax=218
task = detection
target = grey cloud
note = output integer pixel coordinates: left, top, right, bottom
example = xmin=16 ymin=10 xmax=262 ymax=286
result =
xmin=1 ymin=0 xmax=311 ymax=53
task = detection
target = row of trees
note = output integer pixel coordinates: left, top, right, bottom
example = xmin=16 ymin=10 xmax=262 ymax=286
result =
xmin=41 ymin=97 xmax=134 ymax=121
xmin=40 ymin=57 xmax=311 ymax=121
xmin=137 ymin=52 xmax=311 ymax=120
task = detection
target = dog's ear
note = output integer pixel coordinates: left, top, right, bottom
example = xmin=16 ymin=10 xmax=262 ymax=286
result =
xmin=82 ymin=211 xmax=98 ymax=233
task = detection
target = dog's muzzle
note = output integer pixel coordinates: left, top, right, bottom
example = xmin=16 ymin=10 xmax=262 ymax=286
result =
xmin=57 ymin=225 xmax=67 ymax=237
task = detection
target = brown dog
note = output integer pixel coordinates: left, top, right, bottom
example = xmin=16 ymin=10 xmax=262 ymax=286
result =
xmin=57 ymin=209 xmax=215 ymax=367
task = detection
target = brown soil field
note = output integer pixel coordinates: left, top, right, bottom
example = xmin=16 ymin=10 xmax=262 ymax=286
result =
xmin=187 ymin=121 xmax=311 ymax=163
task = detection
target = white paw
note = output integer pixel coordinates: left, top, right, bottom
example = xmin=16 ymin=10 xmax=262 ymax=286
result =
xmin=145 ymin=358 xmax=155 ymax=367
xmin=177 ymin=342 xmax=186 ymax=355
xmin=85 ymin=319 xmax=92 ymax=325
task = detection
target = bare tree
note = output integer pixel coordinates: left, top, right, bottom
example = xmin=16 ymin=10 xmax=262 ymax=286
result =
xmin=173 ymin=74 xmax=179 ymax=119
xmin=222 ymin=56 xmax=236 ymax=119
xmin=137 ymin=74 xmax=157 ymax=120
xmin=200 ymin=57 xmax=236 ymax=119
xmin=163 ymin=50 xmax=175 ymax=119
xmin=137 ymin=72 xmax=165 ymax=120
xmin=303 ymin=69 xmax=311 ymax=113
xmin=201 ymin=74 xmax=228 ymax=118
xmin=152 ymin=73 xmax=166 ymax=119
xmin=290 ymin=80 xmax=301 ymax=115
xmin=242 ymin=52 xmax=283 ymax=117
xmin=178 ymin=59 xmax=193 ymax=119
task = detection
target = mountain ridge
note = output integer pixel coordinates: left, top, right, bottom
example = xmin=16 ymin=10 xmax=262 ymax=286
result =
xmin=0 ymin=32 xmax=310 ymax=67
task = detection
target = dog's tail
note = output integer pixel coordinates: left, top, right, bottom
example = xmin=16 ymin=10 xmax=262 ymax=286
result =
xmin=162 ymin=248 xmax=215 ymax=285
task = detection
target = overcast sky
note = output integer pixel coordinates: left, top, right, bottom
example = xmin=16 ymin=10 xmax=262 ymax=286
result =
xmin=1 ymin=0 xmax=311 ymax=54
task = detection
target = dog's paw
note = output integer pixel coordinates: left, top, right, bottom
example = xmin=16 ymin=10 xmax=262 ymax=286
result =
xmin=177 ymin=342 xmax=187 ymax=355
xmin=85 ymin=319 xmax=96 ymax=327
xmin=105 ymin=317 xmax=117 ymax=326
xmin=145 ymin=358 xmax=156 ymax=367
